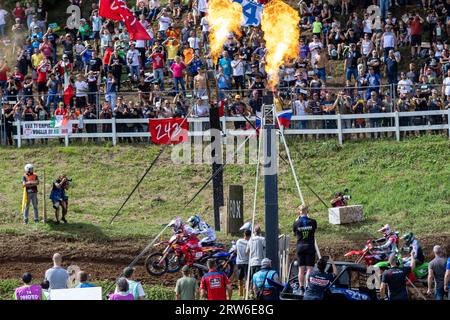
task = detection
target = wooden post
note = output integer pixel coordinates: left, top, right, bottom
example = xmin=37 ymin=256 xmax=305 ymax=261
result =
xmin=43 ymin=170 xmax=47 ymax=223
xmin=227 ymin=185 xmax=244 ymax=236
xmin=395 ymin=112 xmax=400 ymax=141
xmin=337 ymin=114 xmax=343 ymax=145
xmin=17 ymin=121 xmax=21 ymax=148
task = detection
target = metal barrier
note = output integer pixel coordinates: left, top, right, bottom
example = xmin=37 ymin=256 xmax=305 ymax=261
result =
xmin=11 ymin=110 xmax=450 ymax=148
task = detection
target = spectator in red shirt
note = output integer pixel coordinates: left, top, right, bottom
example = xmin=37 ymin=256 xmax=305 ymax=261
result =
xmin=36 ymin=58 xmax=51 ymax=95
xmin=55 ymin=102 xmax=67 ymax=116
xmin=0 ymin=57 xmax=10 ymax=93
xmin=150 ymin=47 xmax=165 ymax=90
xmin=13 ymin=2 xmax=26 ymax=24
xmin=11 ymin=66 xmax=24 ymax=91
xmin=409 ymin=13 xmax=425 ymax=58
xmin=200 ymin=259 xmax=232 ymax=300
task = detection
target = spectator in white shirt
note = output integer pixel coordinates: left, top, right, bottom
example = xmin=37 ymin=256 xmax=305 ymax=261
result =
xmin=126 ymin=43 xmax=140 ymax=82
xmin=246 ymin=225 xmax=266 ymax=283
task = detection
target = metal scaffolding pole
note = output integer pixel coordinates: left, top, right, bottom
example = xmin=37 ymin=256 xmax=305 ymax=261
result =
xmin=262 ymin=97 xmax=279 ymax=272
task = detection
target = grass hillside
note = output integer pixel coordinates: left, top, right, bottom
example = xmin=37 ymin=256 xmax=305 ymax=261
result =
xmin=0 ymin=135 xmax=448 ymax=243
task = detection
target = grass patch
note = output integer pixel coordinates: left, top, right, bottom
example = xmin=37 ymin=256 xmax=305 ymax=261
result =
xmin=0 ymin=135 xmax=448 ymax=243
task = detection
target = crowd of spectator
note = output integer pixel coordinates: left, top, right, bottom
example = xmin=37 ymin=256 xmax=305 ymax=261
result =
xmin=0 ymin=0 xmax=449 ymax=146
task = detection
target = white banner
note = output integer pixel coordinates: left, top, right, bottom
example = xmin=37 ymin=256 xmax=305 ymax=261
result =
xmin=22 ymin=122 xmax=73 ymax=137
xmin=50 ymin=287 xmax=102 ymax=300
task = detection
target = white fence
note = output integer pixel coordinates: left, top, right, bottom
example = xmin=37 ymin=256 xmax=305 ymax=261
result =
xmin=12 ymin=110 xmax=450 ymax=148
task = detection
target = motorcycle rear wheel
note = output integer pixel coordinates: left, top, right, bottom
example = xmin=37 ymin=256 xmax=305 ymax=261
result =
xmin=145 ymin=253 xmax=168 ymax=276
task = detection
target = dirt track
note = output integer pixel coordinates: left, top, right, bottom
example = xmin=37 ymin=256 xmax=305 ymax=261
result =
xmin=0 ymin=233 xmax=449 ymax=286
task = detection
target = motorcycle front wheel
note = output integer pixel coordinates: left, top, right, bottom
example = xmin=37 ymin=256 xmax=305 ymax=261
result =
xmin=145 ymin=252 xmax=168 ymax=276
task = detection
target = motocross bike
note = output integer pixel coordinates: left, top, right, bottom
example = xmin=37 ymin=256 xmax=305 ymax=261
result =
xmin=212 ymin=242 xmax=236 ymax=278
xmin=374 ymin=247 xmax=429 ymax=286
xmin=344 ymin=239 xmax=389 ymax=265
xmin=145 ymin=233 xmax=224 ymax=276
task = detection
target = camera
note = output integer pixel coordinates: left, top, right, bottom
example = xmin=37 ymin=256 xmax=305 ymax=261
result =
xmin=342 ymin=195 xmax=351 ymax=201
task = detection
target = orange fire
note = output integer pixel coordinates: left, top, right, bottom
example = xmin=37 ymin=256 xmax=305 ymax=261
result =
xmin=261 ymin=0 xmax=300 ymax=88
xmin=207 ymin=0 xmax=243 ymax=64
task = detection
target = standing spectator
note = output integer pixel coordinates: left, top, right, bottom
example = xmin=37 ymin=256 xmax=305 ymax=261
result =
xmin=366 ymin=91 xmax=382 ymax=139
xmin=74 ymin=74 xmax=88 ymax=109
xmin=117 ymin=267 xmax=145 ymax=300
xmin=381 ymin=24 xmax=397 ymax=62
xmin=200 ymin=259 xmax=232 ymax=300
xmin=385 ymin=49 xmax=400 ymax=86
xmin=35 ymin=0 xmax=47 ymax=31
xmin=292 ymin=204 xmax=317 ymax=296
xmin=235 ymin=229 xmax=251 ymax=297
xmin=14 ymin=273 xmax=46 ymax=300
xmin=444 ymin=257 xmax=450 ymax=299
xmin=409 ymin=13 xmax=424 ymax=59
xmin=0 ymin=6 xmax=8 ymax=38
xmin=303 ymin=257 xmax=337 ymax=300
xmin=175 ymin=265 xmax=197 ymax=300
xmin=306 ymin=92 xmax=323 ymax=140
xmin=231 ymin=53 xmax=245 ymax=97
xmin=427 ymin=245 xmax=447 ymax=300
xmin=109 ymin=50 xmax=125 ymax=92
xmin=75 ymin=271 xmax=96 ymax=288
xmin=246 ymin=225 xmax=266 ymax=281
xmin=170 ymin=56 xmax=186 ymax=96
xmin=126 ymin=43 xmax=141 ymax=83
xmin=252 ymin=258 xmax=280 ymax=301
xmin=442 ymin=69 xmax=450 ymax=101
xmin=22 ymin=163 xmax=39 ymax=224
xmin=150 ymin=47 xmax=165 ymax=91
xmin=380 ymin=253 xmax=415 ymax=300
xmin=109 ymin=278 xmax=134 ymax=300
xmin=344 ymin=43 xmax=361 ymax=82
xmin=44 ymin=253 xmax=69 ymax=290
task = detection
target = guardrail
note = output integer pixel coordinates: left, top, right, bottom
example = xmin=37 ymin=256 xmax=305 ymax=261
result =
xmin=11 ymin=110 xmax=450 ymax=148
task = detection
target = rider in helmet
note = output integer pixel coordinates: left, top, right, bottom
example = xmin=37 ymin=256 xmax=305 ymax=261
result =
xmin=168 ymin=217 xmax=199 ymax=266
xmin=21 ymin=164 xmax=40 ymax=224
xmin=401 ymin=232 xmax=425 ymax=266
xmin=187 ymin=214 xmax=217 ymax=247
xmin=373 ymin=224 xmax=399 ymax=260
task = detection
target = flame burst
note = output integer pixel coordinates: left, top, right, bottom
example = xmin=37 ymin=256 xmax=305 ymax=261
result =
xmin=208 ymin=0 xmax=243 ymax=63
xmin=261 ymin=0 xmax=300 ymax=88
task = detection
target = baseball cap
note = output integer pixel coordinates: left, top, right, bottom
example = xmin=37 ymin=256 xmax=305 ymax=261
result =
xmin=123 ymin=267 xmax=135 ymax=278
xmin=261 ymin=258 xmax=271 ymax=268
xmin=182 ymin=265 xmax=189 ymax=272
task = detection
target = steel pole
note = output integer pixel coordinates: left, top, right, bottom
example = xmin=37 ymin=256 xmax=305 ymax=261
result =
xmin=263 ymin=120 xmax=279 ymax=272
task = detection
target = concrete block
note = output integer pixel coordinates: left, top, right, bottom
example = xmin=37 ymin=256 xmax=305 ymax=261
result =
xmin=328 ymin=205 xmax=364 ymax=225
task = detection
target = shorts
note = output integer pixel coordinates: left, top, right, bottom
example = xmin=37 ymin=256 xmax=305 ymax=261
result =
xmin=296 ymin=244 xmax=316 ymax=267
xmin=37 ymin=82 xmax=47 ymax=92
xmin=411 ymin=35 xmax=421 ymax=47
xmin=92 ymin=31 xmax=100 ymax=40
xmin=236 ymin=264 xmax=248 ymax=281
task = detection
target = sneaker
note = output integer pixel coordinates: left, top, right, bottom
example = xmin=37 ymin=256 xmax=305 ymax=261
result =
xmin=62 ymin=217 xmax=67 ymax=224
xmin=34 ymin=219 xmax=39 ymax=223
xmin=23 ymin=220 xmax=28 ymax=225
xmin=299 ymin=287 xmax=305 ymax=296
xmin=55 ymin=220 xmax=60 ymax=225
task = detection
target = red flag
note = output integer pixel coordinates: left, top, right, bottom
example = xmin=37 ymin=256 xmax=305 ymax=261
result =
xmin=149 ymin=118 xmax=189 ymax=145
xmin=218 ymin=100 xmax=225 ymax=118
xmin=99 ymin=0 xmax=150 ymax=40
xmin=122 ymin=13 xmax=151 ymax=40
xmin=99 ymin=0 xmax=125 ymax=20
xmin=63 ymin=84 xmax=74 ymax=105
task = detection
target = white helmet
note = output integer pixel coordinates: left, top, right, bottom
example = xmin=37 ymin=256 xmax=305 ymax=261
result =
xmin=378 ymin=224 xmax=392 ymax=236
xmin=24 ymin=164 xmax=34 ymax=173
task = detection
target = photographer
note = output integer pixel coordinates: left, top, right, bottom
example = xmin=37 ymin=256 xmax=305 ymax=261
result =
xmin=49 ymin=175 xmax=71 ymax=224
xmin=330 ymin=192 xmax=350 ymax=208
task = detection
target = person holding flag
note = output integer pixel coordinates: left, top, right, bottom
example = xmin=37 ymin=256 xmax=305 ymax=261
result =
xmin=21 ymin=164 xmax=39 ymax=224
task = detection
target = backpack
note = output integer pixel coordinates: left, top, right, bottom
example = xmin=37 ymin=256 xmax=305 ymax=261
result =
xmin=256 ymin=270 xmax=278 ymax=301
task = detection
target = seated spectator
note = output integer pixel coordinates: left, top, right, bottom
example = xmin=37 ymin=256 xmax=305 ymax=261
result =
xmin=109 ymin=277 xmax=134 ymax=300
